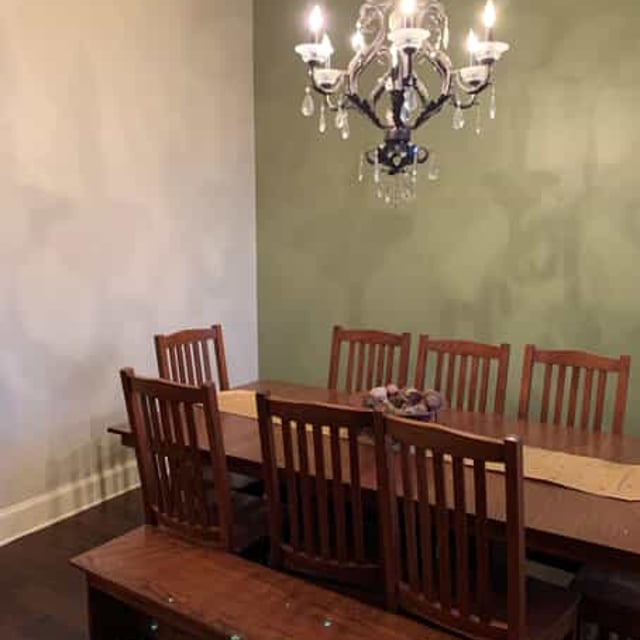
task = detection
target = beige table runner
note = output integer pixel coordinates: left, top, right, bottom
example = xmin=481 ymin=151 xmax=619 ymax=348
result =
xmin=218 ymin=390 xmax=640 ymax=502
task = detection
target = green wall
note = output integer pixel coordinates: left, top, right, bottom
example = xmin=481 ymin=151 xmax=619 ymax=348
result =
xmin=255 ymin=0 xmax=640 ymax=428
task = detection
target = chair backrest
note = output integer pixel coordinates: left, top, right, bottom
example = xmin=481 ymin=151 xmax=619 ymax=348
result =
xmin=517 ymin=344 xmax=631 ymax=434
xmin=154 ymin=324 xmax=230 ymax=390
xmin=120 ymin=368 xmax=233 ymax=548
xmin=414 ymin=336 xmax=510 ymax=415
xmin=374 ymin=413 xmax=525 ymax=640
xmin=327 ymin=325 xmax=411 ymax=392
xmin=256 ymin=394 xmax=384 ymax=592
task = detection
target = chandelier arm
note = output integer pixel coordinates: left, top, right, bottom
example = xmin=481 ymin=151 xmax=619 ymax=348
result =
xmin=346 ymin=3 xmax=391 ymax=95
xmin=346 ymin=93 xmax=388 ymax=129
xmin=412 ymin=93 xmax=450 ymax=129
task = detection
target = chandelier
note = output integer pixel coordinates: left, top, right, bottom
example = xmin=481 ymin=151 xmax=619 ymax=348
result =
xmin=295 ymin=0 xmax=510 ymax=205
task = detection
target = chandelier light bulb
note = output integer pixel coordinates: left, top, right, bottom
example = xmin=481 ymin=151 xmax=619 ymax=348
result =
xmin=308 ymin=5 xmax=324 ymax=39
xmin=351 ymin=29 xmax=365 ymax=52
xmin=483 ymin=0 xmax=497 ymax=29
xmin=400 ymin=0 xmax=417 ymax=16
xmin=467 ymin=29 xmax=479 ymax=53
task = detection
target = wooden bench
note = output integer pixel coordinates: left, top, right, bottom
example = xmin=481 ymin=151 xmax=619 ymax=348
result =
xmin=72 ymin=526 xmax=454 ymax=640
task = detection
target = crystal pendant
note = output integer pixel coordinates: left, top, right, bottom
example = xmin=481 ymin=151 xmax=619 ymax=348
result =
xmin=489 ymin=85 xmax=497 ymax=120
xmin=427 ymin=154 xmax=440 ymax=181
xmin=411 ymin=150 xmax=418 ymax=184
xmin=319 ymin=103 xmax=326 ymax=134
xmin=335 ymin=108 xmax=345 ymax=130
xmin=405 ymin=87 xmax=419 ymax=113
xmin=301 ymin=87 xmax=314 ymax=117
xmin=400 ymin=102 xmax=411 ymax=125
xmin=475 ymin=107 xmax=482 ymax=136
xmin=341 ymin=113 xmax=350 ymax=140
xmin=373 ymin=152 xmax=381 ymax=184
xmin=357 ymin=154 xmax=364 ymax=183
xmin=452 ymin=105 xmax=465 ymax=130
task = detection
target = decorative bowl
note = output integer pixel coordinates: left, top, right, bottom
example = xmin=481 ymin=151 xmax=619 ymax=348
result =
xmin=363 ymin=384 xmax=443 ymax=422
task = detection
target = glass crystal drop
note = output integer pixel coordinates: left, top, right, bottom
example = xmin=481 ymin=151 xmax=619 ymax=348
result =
xmin=373 ymin=153 xmax=381 ymax=184
xmin=475 ymin=107 xmax=482 ymax=136
xmin=301 ymin=88 xmax=314 ymax=117
xmin=319 ymin=103 xmax=327 ymax=133
xmin=489 ymin=85 xmax=497 ymax=120
xmin=427 ymin=154 xmax=440 ymax=181
xmin=357 ymin=154 xmax=364 ymax=183
xmin=376 ymin=186 xmax=383 ymax=199
xmin=335 ymin=108 xmax=344 ymax=130
xmin=341 ymin=113 xmax=350 ymax=140
xmin=452 ymin=105 xmax=465 ymax=130
xmin=405 ymin=87 xmax=419 ymax=113
xmin=400 ymin=102 xmax=411 ymax=125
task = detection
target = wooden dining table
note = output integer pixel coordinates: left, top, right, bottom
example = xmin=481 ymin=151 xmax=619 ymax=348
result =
xmin=108 ymin=379 xmax=640 ymax=573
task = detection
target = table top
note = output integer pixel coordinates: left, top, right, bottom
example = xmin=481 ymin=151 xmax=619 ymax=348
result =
xmin=109 ymin=379 xmax=640 ymax=570
xmin=72 ymin=526 xmax=455 ymax=640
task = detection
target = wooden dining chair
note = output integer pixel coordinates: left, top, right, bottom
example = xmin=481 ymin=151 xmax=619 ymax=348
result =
xmin=155 ymin=325 xmax=263 ymax=495
xmin=374 ymin=413 xmax=581 ymax=640
xmin=154 ymin=324 xmax=230 ymax=390
xmin=517 ymin=344 xmax=631 ymax=434
xmin=256 ymin=394 xmax=386 ymax=601
xmin=414 ymin=336 xmax=510 ymax=415
xmin=120 ymin=368 xmax=265 ymax=552
xmin=327 ymin=325 xmax=411 ymax=392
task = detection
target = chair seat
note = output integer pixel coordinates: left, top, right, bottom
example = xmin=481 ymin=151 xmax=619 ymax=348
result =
xmin=523 ymin=578 xmax=581 ymax=640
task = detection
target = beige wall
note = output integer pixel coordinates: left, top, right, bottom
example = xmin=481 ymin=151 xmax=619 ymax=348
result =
xmin=0 ymin=0 xmax=256 ymax=537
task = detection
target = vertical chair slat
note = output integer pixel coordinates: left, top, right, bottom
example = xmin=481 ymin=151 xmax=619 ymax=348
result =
xmin=594 ymin=371 xmax=608 ymax=433
xmin=456 ymin=355 xmax=468 ymax=410
xmin=478 ymin=357 xmax=491 ymax=413
xmin=474 ymin=459 xmax=490 ymax=622
xmin=445 ymin=354 xmax=456 ymax=407
xmin=183 ymin=403 xmax=203 ymax=525
xmin=192 ymin=343 xmax=204 ymax=386
xmin=349 ymin=428 xmax=366 ymax=563
xmin=400 ymin=442 xmax=420 ymax=593
xmin=366 ymin=343 xmax=376 ymax=390
xmin=356 ymin=342 xmax=366 ymax=392
xmin=146 ymin=395 xmax=169 ymax=516
xmin=453 ymin=456 xmax=470 ymax=617
xmin=184 ymin=343 xmax=195 ymax=385
xmin=169 ymin=346 xmax=180 ymax=383
xmin=468 ymin=356 xmax=479 ymax=411
xmin=345 ymin=341 xmax=356 ymax=392
xmin=385 ymin=344 xmax=394 ymax=385
xmin=176 ymin=345 xmax=187 ymax=384
xmin=553 ymin=364 xmax=567 ymax=425
xmin=313 ymin=424 xmax=330 ymax=559
xmin=415 ymin=447 xmax=434 ymax=601
xmin=433 ymin=451 xmax=451 ymax=610
xmin=297 ymin=419 xmax=314 ymax=555
xmin=434 ymin=351 xmax=444 ymax=391
xmin=566 ymin=367 xmax=580 ymax=427
xmin=581 ymin=368 xmax=594 ymax=430
xmin=330 ymin=424 xmax=347 ymax=562
xmin=169 ymin=401 xmax=188 ymax=522
xmin=201 ymin=340 xmax=213 ymax=384
xmin=375 ymin=343 xmax=385 ymax=386
xmin=281 ymin=418 xmax=300 ymax=550
xmin=540 ymin=364 xmax=553 ymax=423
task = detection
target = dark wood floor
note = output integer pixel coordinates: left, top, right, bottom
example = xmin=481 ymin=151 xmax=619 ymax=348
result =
xmin=0 ymin=489 xmax=144 ymax=640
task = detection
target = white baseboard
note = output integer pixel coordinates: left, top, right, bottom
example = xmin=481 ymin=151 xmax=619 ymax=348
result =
xmin=0 ymin=460 xmax=140 ymax=547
